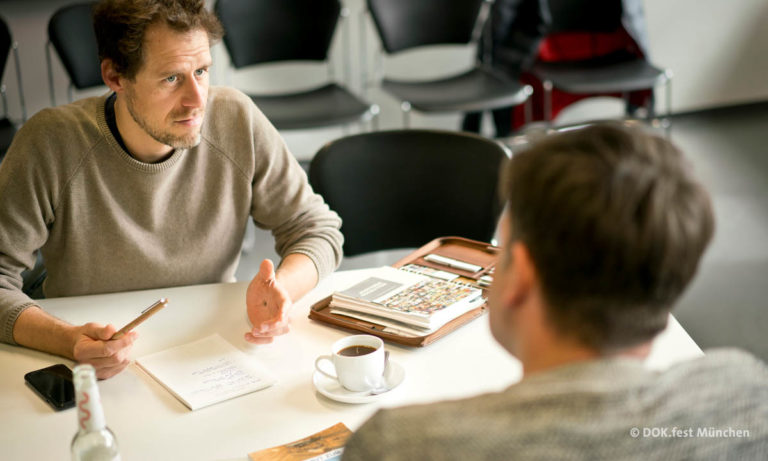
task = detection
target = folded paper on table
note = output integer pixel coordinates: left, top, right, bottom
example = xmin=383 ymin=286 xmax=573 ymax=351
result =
xmin=136 ymin=334 xmax=276 ymax=411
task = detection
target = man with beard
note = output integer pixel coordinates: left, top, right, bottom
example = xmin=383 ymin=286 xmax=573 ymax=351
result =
xmin=0 ymin=0 xmax=342 ymax=379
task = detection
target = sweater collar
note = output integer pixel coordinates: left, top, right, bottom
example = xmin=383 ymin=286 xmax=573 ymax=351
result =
xmin=97 ymin=92 xmax=186 ymax=173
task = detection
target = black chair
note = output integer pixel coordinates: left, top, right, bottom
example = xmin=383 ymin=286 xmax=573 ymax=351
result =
xmin=365 ymin=0 xmax=532 ymax=127
xmin=21 ymin=250 xmax=47 ymax=299
xmin=215 ymin=0 xmax=376 ymax=131
xmin=0 ymin=15 xmax=25 ymax=163
xmin=46 ymin=2 xmax=103 ymax=106
xmin=309 ymin=130 xmax=508 ymax=256
xmin=532 ymin=0 xmax=671 ymax=123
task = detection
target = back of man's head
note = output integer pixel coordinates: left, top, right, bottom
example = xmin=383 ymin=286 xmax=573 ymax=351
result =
xmin=503 ymin=123 xmax=714 ymax=351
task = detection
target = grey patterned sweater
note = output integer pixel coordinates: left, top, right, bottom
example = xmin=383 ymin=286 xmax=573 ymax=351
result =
xmin=343 ymin=349 xmax=768 ymax=460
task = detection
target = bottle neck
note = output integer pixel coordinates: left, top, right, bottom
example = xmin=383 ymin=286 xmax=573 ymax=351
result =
xmin=73 ymin=365 xmax=106 ymax=432
xmin=75 ymin=385 xmax=107 ymax=432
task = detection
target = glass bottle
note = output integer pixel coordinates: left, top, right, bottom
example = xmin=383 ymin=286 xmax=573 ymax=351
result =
xmin=71 ymin=364 xmax=120 ymax=461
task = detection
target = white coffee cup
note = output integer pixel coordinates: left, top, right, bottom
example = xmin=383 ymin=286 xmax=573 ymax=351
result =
xmin=315 ymin=335 xmax=386 ymax=392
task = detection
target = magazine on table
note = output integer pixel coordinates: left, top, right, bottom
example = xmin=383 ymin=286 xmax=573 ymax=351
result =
xmin=328 ymin=266 xmax=485 ymax=334
xmin=309 ymin=236 xmax=499 ymax=347
xmin=248 ymin=422 xmax=352 ymax=461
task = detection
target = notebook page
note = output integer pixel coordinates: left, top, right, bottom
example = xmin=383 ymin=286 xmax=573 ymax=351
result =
xmin=136 ymin=334 xmax=276 ymax=410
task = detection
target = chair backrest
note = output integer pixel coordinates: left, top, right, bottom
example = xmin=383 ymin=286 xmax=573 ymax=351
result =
xmin=48 ymin=2 xmax=102 ymax=90
xmin=367 ymin=0 xmax=485 ymax=54
xmin=0 ymin=16 xmax=16 ymax=157
xmin=542 ymin=0 xmax=623 ymax=34
xmin=309 ymin=130 xmax=507 ymax=256
xmin=215 ymin=0 xmax=341 ymax=68
xmin=0 ymin=16 xmax=11 ymax=84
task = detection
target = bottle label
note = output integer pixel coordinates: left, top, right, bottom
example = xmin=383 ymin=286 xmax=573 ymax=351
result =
xmin=78 ymin=390 xmax=91 ymax=431
xmin=76 ymin=387 xmax=106 ymax=432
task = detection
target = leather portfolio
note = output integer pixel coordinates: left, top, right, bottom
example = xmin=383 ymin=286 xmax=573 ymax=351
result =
xmin=308 ymin=236 xmax=499 ymax=347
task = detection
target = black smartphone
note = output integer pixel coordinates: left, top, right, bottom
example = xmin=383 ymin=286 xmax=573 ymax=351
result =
xmin=24 ymin=364 xmax=75 ymax=411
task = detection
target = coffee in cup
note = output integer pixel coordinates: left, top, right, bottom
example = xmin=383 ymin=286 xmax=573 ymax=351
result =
xmin=338 ymin=345 xmax=377 ymax=357
xmin=315 ymin=335 xmax=385 ymax=391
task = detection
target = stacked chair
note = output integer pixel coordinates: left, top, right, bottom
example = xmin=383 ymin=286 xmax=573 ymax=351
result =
xmin=363 ymin=0 xmax=532 ymax=128
xmin=531 ymin=0 xmax=672 ymax=124
xmin=0 ymin=15 xmax=25 ymax=162
xmin=215 ymin=0 xmax=377 ymax=131
xmin=46 ymin=1 xmax=103 ymax=106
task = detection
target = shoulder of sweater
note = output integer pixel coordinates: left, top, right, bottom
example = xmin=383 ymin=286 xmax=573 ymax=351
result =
xmin=200 ymin=86 xmax=285 ymax=165
xmin=665 ymin=347 xmax=768 ymax=385
xmin=4 ymin=96 xmax=106 ymax=174
xmin=203 ymin=86 xmax=256 ymax=135
xmin=368 ymin=390 xmax=511 ymax=427
xmin=205 ymin=85 xmax=271 ymax=128
xmin=375 ymin=351 xmax=768 ymax=420
xmin=24 ymin=96 xmax=104 ymax=134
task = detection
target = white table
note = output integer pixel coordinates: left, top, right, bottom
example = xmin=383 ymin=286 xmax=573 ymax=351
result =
xmin=0 ymin=269 xmax=702 ymax=460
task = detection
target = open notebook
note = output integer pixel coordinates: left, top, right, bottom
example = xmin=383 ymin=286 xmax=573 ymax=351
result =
xmin=136 ymin=334 xmax=276 ymax=410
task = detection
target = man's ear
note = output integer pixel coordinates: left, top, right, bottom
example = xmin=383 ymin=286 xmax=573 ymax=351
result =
xmin=101 ymin=59 xmax=124 ymax=93
xmin=503 ymin=242 xmax=537 ymax=309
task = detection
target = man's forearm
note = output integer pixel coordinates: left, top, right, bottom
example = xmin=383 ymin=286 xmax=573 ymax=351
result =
xmin=13 ymin=306 xmax=78 ymax=359
xmin=275 ymin=253 xmax=319 ymax=302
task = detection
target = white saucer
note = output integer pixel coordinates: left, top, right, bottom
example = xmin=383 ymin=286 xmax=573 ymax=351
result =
xmin=312 ymin=360 xmax=405 ymax=404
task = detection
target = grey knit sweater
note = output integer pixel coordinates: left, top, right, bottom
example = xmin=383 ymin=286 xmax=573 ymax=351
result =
xmin=343 ymin=349 xmax=768 ymax=460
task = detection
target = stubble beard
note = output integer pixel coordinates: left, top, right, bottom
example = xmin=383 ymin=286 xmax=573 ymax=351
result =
xmin=125 ymin=90 xmax=204 ymax=149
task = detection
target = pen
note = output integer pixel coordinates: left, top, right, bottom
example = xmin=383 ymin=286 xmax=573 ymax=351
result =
xmin=424 ymin=254 xmax=483 ymax=273
xmin=112 ymin=298 xmax=169 ymax=340
xmin=477 ymin=275 xmax=493 ymax=287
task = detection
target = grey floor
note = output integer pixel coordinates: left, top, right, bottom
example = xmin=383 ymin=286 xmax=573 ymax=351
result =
xmin=236 ymin=102 xmax=768 ymax=363
xmin=665 ymin=102 xmax=768 ymax=363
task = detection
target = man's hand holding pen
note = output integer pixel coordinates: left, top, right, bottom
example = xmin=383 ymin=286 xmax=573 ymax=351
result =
xmin=72 ymin=298 xmax=166 ymax=379
xmin=73 ymin=323 xmax=138 ymax=379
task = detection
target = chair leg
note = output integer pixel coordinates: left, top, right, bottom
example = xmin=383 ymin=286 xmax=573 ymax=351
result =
xmin=46 ymin=42 xmax=56 ymax=107
xmin=663 ymin=74 xmax=673 ymax=137
xmin=644 ymin=93 xmax=655 ymax=120
xmin=12 ymin=43 xmax=27 ymax=122
xmin=524 ymin=96 xmax=532 ymax=126
xmin=1 ymin=89 xmax=7 ymax=118
xmin=359 ymin=8 xmax=369 ymax=98
xmin=370 ymin=104 xmax=380 ymax=132
xmin=401 ymin=101 xmax=412 ymax=128
xmin=543 ymin=80 xmax=553 ymax=125
xmin=665 ymin=72 xmax=673 ymax=119
xmin=621 ymin=92 xmax=630 ymax=118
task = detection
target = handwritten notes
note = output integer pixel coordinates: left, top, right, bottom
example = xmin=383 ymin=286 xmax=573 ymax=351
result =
xmin=136 ymin=334 xmax=276 ymax=410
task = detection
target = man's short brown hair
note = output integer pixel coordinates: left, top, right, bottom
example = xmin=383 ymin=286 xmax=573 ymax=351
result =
xmin=93 ymin=0 xmax=224 ymax=79
xmin=503 ymin=123 xmax=714 ymax=351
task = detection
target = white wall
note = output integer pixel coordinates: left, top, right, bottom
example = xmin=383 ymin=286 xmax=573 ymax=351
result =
xmin=644 ymin=0 xmax=768 ymax=112
xmin=1 ymin=0 xmax=767 ymax=158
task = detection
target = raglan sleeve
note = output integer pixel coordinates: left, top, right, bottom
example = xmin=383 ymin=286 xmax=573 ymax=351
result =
xmin=245 ymin=98 xmax=343 ymax=281
xmin=0 ymin=114 xmax=58 ymax=344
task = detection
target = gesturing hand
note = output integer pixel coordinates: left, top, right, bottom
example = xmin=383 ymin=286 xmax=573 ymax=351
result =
xmin=72 ymin=323 xmax=138 ymax=379
xmin=245 ymin=259 xmax=292 ymax=344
